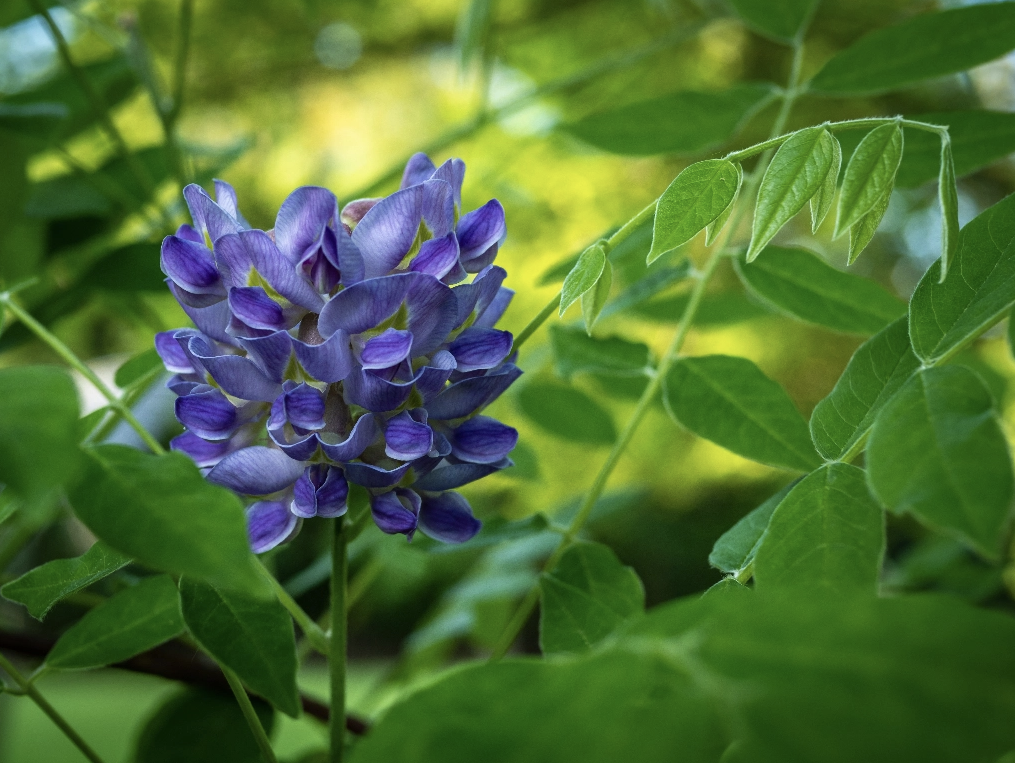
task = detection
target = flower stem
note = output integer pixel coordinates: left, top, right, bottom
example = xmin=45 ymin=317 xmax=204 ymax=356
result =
xmin=221 ymin=665 xmax=278 ymax=763
xmin=256 ymin=560 xmax=330 ymax=657
xmin=0 ymin=294 xmax=165 ymax=456
xmin=0 ymin=652 xmax=107 ymax=763
xmin=510 ymin=294 xmax=560 ymax=354
xmin=329 ymin=517 xmax=348 ymax=763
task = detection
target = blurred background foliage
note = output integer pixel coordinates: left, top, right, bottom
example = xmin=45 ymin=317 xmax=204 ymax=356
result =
xmin=1 ymin=0 xmax=1015 ymax=759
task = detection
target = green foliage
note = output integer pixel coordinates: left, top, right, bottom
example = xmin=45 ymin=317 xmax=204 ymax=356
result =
xmin=664 ymin=355 xmax=820 ymax=472
xmin=581 ymin=257 xmax=612 ymax=333
xmin=897 ymin=111 xmax=1015 ymax=187
xmin=736 ymin=246 xmax=905 ymax=334
xmin=114 ymin=347 xmax=163 ymax=388
xmin=834 ymin=123 xmax=903 ymax=244
xmin=809 ymin=135 xmax=841 ymax=232
xmin=867 ymin=366 xmax=1014 ymax=560
xmin=539 ymin=541 xmax=644 ymax=655
xmin=517 ymin=381 xmax=616 ymax=444
xmin=726 ymin=0 xmax=818 ymax=42
xmin=560 ymin=244 xmax=606 ymax=316
xmin=46 ymin=575 xmax=184 ymax=670
xmin=70 ymin=446 xmax=268 ymax=596
xmin=1 ymin=542 xmax=130 ymax=620
xmin=549 ymin=324 xmax=650 ymax=379
xmin=708 ymin=481 xmax=795 ymax=576
xmin=178 ymin=577 xmax=301 ymax=718
xmin=938 ymin=140 xmax=960 ymax=279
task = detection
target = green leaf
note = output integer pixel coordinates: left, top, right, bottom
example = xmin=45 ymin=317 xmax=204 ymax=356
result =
xmin=726 ymin=0 xmax=818 ymax=41
xmin=809 ymin=316 xmax=920 ymax=461
xmin=847 ymin=185 xmax=892 ymax=264
xmin=747 ymin=127 xmax=837 ymax=261
xmin=539 ymin=541 xmax=645 ymax=655
xmin=664 ymin=355 xmax=821 ymax=472
xmin=754 ymin=464 xmax=885 ymax=594
xmin=810 ymin=3 xmax=1015 ymax=96
xmin=834 ymin=123 xmax=903 ymax=238
xmin=559 ymin=244 xmax=606 ymax=316
xmin=704 ymin=163 xmax=743 ymax=245
xmin=46 ymin=575 xmax=183 ymax=670
xmin=649 ymin=160 xmax=742 ymax=263
xmin=114 ymin=347 xmax=163 ymax=388
xmin=134 ymin=688 xmax=275 ymax=763
xmin=79 ymin=242 xmax=166 ymax=292
xmin=455 ymin=0 xmax=491 ymax=71
xmin=909 ymin=193 xmax=1015 ymax=364
xmin=1 ymin=542 xmax=130 ymax=620
xmin=0 ymin=103 xmax=68 ymax=139
xmin=735 ymin=246 xmax=905 ymax=334
xmin=866 ymin=366 xmax=1014 ymax=560
xmin=0 ymin=366 xmax=81 ymax=509
xmin=179 ymin=577 xmax=300 ymax=718
xmin=600 ymin=262 xmax=691 ymax=319
xmin=581 ymin=257 xmax=612 ymax=333
xmin=562 ymin=84 xmax=774 ymax=156
xmin=897 ymin=110 xmax=1015 ymax=187
xmin=70 ymin=445 xmax=268 ymax=596
xmin=516 ymin=381 xmax=616 ymax=444
xmin=549 ymin=324 xmax=650 ymax=379
xmin=708 ymin=481 xmax=796 ymax=575
xmin=630 ymin=290 xmax=771 ymax=326
xmin=810 ymin=134 xmax=841 ymax=232
xmin=938 ymin=139 xmax=960 ymax=281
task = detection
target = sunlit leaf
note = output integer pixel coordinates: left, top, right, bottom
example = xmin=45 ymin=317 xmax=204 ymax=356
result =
xmin=726 ymin=0 xmax=818 ymax=41
xmin=649 ymin=160 xmax=741 ymax=263
xmin=834 ymin=123 xmax=903 ymax=238
xmin=708 ymin=481 xmax=795 ymax=575
xmin=938 ymin=139 xmax=960 ymax=281
xmin=810 ymin=134 xmax=841 ymax=232
xmin=549 ymin=324 xmax=650 ymax=379
xmin=704 ymin=163 xmax=743 ymax=245
xmin=516 ymin=381 xmax=616 ymax=444
xmin=847 ymin=185 xmax=892 ymax=264
xmin=559 ymin=244 xmax=606 ymax=316
xmin=582 ymin=257 xmax=612 ymax=333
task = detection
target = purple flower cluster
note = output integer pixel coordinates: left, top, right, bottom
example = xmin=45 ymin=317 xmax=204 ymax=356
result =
xmin=155 ymin=154 xmax=520 ymax=553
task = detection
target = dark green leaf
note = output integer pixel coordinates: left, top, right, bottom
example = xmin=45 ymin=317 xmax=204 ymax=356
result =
xmin=708 ymin=481 xmax=796 ymax=575
xmin=736 ymin=246 xmax=904 ymax=334
xmin=1 ymin=542 xmax=130 ymax=620
xmin=0 ymin=103 xmax=68 ymax=138
xmin=559 ymin=244 xmax=606 ymax=316
xmin=46 ymin=575 xmax=183 ymax=670
xmin=664 ymin=355 xmax=820 ymax=472
xmin=549 ymin=324 xmax=650 ymax=379
xmin=581 ymin=258 xmax=612 ymax=333
xmin=754 ymin=464 xmax=884 ymax=594
xmin=134 ymin=688 xmax=275 ymax=763
xmin=516 ymin=381 xmax=616 ymax=444
xmin=835 ymin=123 xmax=903 ymax=237
xmin=539 ymin=541 xmax=644 ymax=655
xmin=809 ymin=316 xmax=920 ymax=461
xmin=0 ymin=366 xmax=81 ymax=509
xmin=562 ymin=84 xmax=774 ymax=156
xmin=600 ymin=262 xmax=691 ymax=319
xmin=747 ymin=127 xmax=837 ymax=261
xmin=726 ymin=0 xmax=818 ymax=41
xmin=897 ymin=110 xmax=1015 ymax=187
xmin=909 ymin=193 xmax=1015 ymax=364
xmin=938 ymin=139 xmax=960 ymax=281
xmin=455 ymin=0 xmax=492 ymax=71
xmin=650 ymin=159 xmax=742 ymax=263
xmin=867 ymin=366 xmax=1013 ymax=560
xmin=501 ymin=441 xmax=541 ymax=482
xmin=70 ymin=445 xmax=267 ymax=596
xmin=847 ymin=186 xmax=892 ymax=264
xmin=630 ymin=290 xmax=771 ymax=325
xmin=810 ymin=134 xmax=842 ymax=232
xmin=79 ymin=242 xmax=165 ymax=292
xmin=114 ymin=347 xmax=163 ymax=388
xmin=179 ymin=577 xmax=300 ymax=717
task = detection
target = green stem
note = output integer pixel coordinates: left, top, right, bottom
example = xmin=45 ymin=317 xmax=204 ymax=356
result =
xmin=256 ymin=560 xmax=330 ymax=657
xmin=0 ymin=295 xmax=165 ymax=455
xmin=222 ymin=666 xmax=278 ymax=763
xmin=329 ymin=518 xmax=348 ymax=763
xmin=0 ymin=652 xmax=107 ymax=763
xmin=347 ymin=553 xmax=384 ymax=610
xmin=510 ymin=294 xmax=560 ymax=354
xmin=167 ymin=0 xmax=194 ymax=129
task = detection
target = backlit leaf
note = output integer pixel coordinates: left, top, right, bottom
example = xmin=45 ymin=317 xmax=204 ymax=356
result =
xmin=516 ymin=381 xmax=616 ymax=444
xmin=649 ymin=160 xmax=741 ymax=263
xmin=835 ymin=123 xmax=903 ymax=238
xmin=847 ymin=185 xmax=892 ymax=264
xmin=549 ymin=324 xmax=650 ymax=379
xmin=582 ymin=257 xmax=612 ymax=333
xmin=810 ymin=134 xmax=841 ymax=232
xmin=559 ymin=244 xmax=606 ymax=316
xmin=704 ymin=163 xmax=743 ymax=245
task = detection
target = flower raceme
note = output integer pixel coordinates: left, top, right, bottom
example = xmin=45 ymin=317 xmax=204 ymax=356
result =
xmin=156 ymin=154 xmax=520 ymax=553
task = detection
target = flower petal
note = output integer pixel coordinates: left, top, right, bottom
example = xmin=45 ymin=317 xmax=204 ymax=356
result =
xmin=340 ymin=198 xmax=380 ymax=228
xmin=317 ymin=272 xmax=414 ymax=337
xmin=351 ymin=185 xmax=424 ymax=279
xmin=413 ymin=458 xmax=510 ymax=491
xmin=344 ymin=460 xmax=411 ymax=488
xmin=317 ymin=413 xmax=380 ymax=462
xmin=176 ymin=223 xmax=204 ymax=243
xmin=343 ymin=367 xmax=417 ymax=412
xmin=170 ymin=431 xmax=233 ymax=468
xmin=425 ymin=363 xmax=522 ymax=420
xmin=183 ymin=183 xmax=243 ymax=243
xmin=237 ymin=330 xmax=292 ymax=383
xmin=422 ymin=179 xmax=454 ymax=239
xmin=161 ymin=235 xmax=223 ymax=295
xmin=405 ymin=273 xmax=458 ymax=356
xmin=415 ymin=350 xmax=457 ymax=401
xmin=314 ymin=467 xmax=349 ymax=518
xmin=452 ymin=265 xmax=506 ymax=327
xmin=184 ymin=334 xmax=282 ymax=402
xmin=457 ymin=200 xmax=506 ymax=262
xmin=175 ymin=388 xmax=238 ymax=441
xmin=400 ymin=153 xmax=437 ymax=189
xmin=431 ymin=158 xmax=465 ymax=211
xmin=358 ymin=328 xmax=413 ymax=370
xmin=418 ymin=491 xmax=481 ymax=543
xmin=280 ymin=382 xmax=326 ymax=431
xmin=448 ymin=327 xmax=512 ymax=372
xmin=155 ymin=330 xmax=197 ymax=374
xmin=474 ymin=286 xmax=514 ymax=329
xmin=384 ymin=411 xmax=433 ymax=461
xmin=370 ymin=489 xmax=420 ymax=536
xmin=292 ymin=329 xmax=353 ymax=383
xmin=227 ymin=286 xmax=290 ymax=332
xmin=215 ymin=230 xmax=324 ymax=311
xmin=169 ymin=282 xmax=234 ymax=344
xmin=449 ymin=416 xmax=518 ymax=464
xmin=462 ymin=243 xmax=499 ymax=274
xmin=409 ymin=233 xmax=459 ymax=280
xmin=247 ymin=501 xmax=298 ymax=554
xmin=292 ymin=464 xmax=349 ymax=519
xmin=274 ymin=186 xmax=339 ymax=265
xmin=213 ymin=179 xmax=250 ymax=227
xmin=207 ymin=445 xmax=306 ymax=495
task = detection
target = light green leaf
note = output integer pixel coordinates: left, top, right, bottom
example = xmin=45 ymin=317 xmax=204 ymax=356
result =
xmin=1 ymin=542 xmax=130 ymax=620
xmin=847 ymin=185 xmax=892 ymax=264
xmin=747 ymin=127 xmax=837 ymax=261
xmin=549 ymin=324 xmax=650 ymax=379
xmin=909 ymin=193 xmax=1015 ymax=364
xmin=663 ymin=355 xmax=821 ymax=472
xmin=46 ymin=575 xmax=183 ymax=670
xmin=455 ymin=0 xmax=491 ymax=71
xmin=70 ymin=445 xmax=268 ymax=597
xmin=582 ymin=257 xmax=612 ymax=333
xmin=649 ymin=159 xmax=742 ymax=264
xmin=559 ymin=244 xmax=606 ymax=316
xmin=810 ymin=132 xmax=842 ymax=233
xmin=516 ymin=381 xmax=616 ymax=445
xmin=708 ymin=481 xmax=796 ymax=575
xmin=114 ymin=347 xmax=163 ymax=388
xmin=897 ymin=110 xmax=1015 ymax=187
xmin=562 ymin=84 xmax=775 ymax=157
xmin=134 ymin=688 xmax=275 ymax=763
xmin=939 ymin=139 xmax=960 ymax=282
xmin=754 ymin=464 xmax=885 ymax=594
xmin=0 ymin=366 xmax=81 ymax=511
xmin=810 ymin=3 xmax=1015 ymax=95
xmin=705 ymin=163 xmax=743 ymax=246
xmin=179 ymin=577 xmax=300 ymax=717
xmin=735 ymin=246 xmax=905 ymax=334
xmin=809 ymin=316 xmax=920 ymax=461
xmin=834 ymin=123 xmax=903 ymax=238
xmin=726 ymin=0 xmax=818 ymax=41
xmin=867 ymin=366 xmax=1013 ymax=560
xmin=630 ymin=289 xmax=771 ymax=326
xmin=600 ymin=262 xmax=691 ymax=319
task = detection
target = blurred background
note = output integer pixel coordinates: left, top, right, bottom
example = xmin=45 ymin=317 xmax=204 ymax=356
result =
xmin=2 ymin=0 xmax=1015 ymax=759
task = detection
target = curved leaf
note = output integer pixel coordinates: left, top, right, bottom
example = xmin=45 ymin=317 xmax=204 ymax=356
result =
xmin=834 ymin=123 xmax=903 ymax=238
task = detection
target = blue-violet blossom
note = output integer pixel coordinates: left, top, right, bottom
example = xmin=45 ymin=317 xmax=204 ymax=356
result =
xmin=156 ymin=155 xmax=520 ymax=553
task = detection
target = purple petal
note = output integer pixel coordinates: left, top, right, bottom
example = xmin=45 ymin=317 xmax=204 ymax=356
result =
xmin=448 ymin=328 xmax=512 ymax=372
xmin=344 ymin=461 xmax=411 ymax=489
xmin=291 ymin=464 xmax=348 ymax=519
xmin=169 ymin=282 xmax=234 ymax=345
xmin=314 ymin=467 xmax=349 ymax=518
xmin=161 ymin=235 xmax=223 ymax=295
xmin=183 ymin=184 xmax=242 ymax=243
xmin=400 ymin=153 xmax=437 ymax=189
xmin=247 ymin=501 xmax=298 ymax=554
xmin=176 ymin=223 xmax=203 ymax=243
xmin=215 ymin=230 xmax=324 ymax=312
xmin=409 ymin=233 xmax=459 ymax=280
xmin=155 ymin=330 xmax=196 ymax=374
xmin=351 ymin=185 xmax=424 ymax=279
xmin=343 ymin=367 xmax=416 ymax=412
xmin=457 ymin=200 xmax=506 ymax=262
xmin=292 ymin=329 xmax=353 ymax=383
xmin=227 ymin=286 xmax=289 ymax=332
xmin=462 ymin=243 xmax=499 ymax=274
xmin=334 ymin=224 xmax=365 ymax=285
xmin=405 ymin=273 xmax=458 ymax=356
xmin=317 ymin=413 xmax=380 ymax=462
xmin=237 ymin=330 xmax=292 ymax=383
xmin=280 ymin=382 xmax=326 ymax=431
xmin=449 ymin=416 xmax=518 ymax=464
xmin=384 ymin=411 xmax=433 ymax=461
xmin=370 ymin=489 xmax=420 ymax=537
xmin=442 ymin=261 xmax=468 ymax=285
xmin=452 ymin=266 xmax=506 ymax=328
xmin=317 ymin=272 xmax=414 ymax=337
xmin=175 ymin=388 xmax=238 ymax=441
xmin=426 ymin=363 xmax=522 ymax=420
xmin=340 ymin=198 xmax=381 ymax=228
xmin=418 ymin=491 xmax=481 ymax=543
xmin=213 ymin=180 xmax=250 ymax=227
xmin=474 ymin=286 xmax=514 ymax=329
xmin=422 ymin=179 xmax=454 ymax=239
xmin=207 ymin=445 xmax=306 ymax=495
xmin=274 ymin=186 xmax=339 ymax=264
xmin=413 ymin=458 xmax=510 ymax=491
xmin=415 ymin=350 xmax=457 ymax=401
xmin=171 ymin=431 xmax=233 ymax=468
xmin=184 ymin=334 xmax=281 ymax=402
xmin=431 ymin=158 xmax=465 ymax=211
xmin=358 ymin=328 xmax=413 ymax=370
